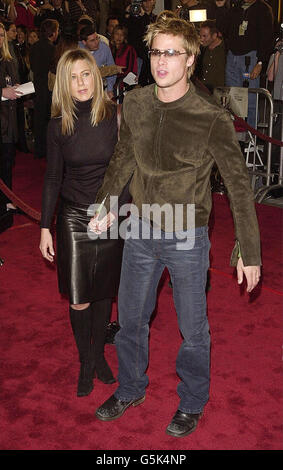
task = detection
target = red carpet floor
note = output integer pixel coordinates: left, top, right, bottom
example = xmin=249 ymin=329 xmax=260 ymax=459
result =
xmin=0 ymin=152 xmax=282 ymax=450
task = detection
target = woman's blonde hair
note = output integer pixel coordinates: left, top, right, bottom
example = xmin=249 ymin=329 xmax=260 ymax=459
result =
xmin=52 ymin=48 xmax=113 ymax=135
xmin=0 ymin=23 xmax=12 ymax=61
xmin=144 ymin=17 xmax=200 ymax=78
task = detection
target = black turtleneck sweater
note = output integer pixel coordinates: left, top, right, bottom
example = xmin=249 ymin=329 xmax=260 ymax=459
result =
xmin=41 ymin=99 xmax=118 ymax=228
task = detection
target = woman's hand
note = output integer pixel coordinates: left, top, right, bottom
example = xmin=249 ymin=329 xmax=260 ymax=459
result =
xmin=40 ymin=228 xmax=55 ymax=262
xmin=2 ymin=86 xmax=22 ymax=100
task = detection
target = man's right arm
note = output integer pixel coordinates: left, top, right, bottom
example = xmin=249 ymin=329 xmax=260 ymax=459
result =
xmin=95 ymin=100 xmax=137 ymax=211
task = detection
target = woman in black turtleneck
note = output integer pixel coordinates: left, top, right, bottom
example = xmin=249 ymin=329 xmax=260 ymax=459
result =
xmin=39 ymin=48 xmax=125 ymax=398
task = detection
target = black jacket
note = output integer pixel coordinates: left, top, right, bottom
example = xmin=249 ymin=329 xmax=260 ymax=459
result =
xmin=30 ymin=38 xmax=55 ymax=92
xmin=0 ymin=58 xmax=18 ymax=143
xmin=223 ymin=0 xmax=274 ymax=66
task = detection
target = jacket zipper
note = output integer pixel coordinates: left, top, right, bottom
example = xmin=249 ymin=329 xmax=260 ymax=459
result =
xmin=147 ymin=110 xmax=165 ymax=200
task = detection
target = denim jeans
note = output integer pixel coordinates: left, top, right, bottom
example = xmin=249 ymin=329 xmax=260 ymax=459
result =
xmin=114 ymin=215 xmax=211 ymax=414
xmin=225 ymin=50 xmax=260 ymax=128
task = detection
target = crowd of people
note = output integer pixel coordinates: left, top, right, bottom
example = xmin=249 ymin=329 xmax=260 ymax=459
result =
xmin=0 ymin=0 xmax=279 ymax=160
xmin=0 ymin=0 xmax=281 ymax=439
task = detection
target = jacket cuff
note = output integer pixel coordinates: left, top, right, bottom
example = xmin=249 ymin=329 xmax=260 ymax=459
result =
xmin=230 ymin=240 xmax=240 ymax=267
xmin=230 ymin=240 xmax=262 ymax=267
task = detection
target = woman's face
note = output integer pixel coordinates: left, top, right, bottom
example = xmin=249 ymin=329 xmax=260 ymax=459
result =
xmin=7 ymin=24 xmax=17 ymax=41
xmin=0 ymin=27 xmax=5 ymax=49
xmin=70 ymin=59 xmax=95 ymax=102
xmin=113 ymin=29 xmax=125 ymax=48
xmin=28 ymin=31 xmax=39 ymax=45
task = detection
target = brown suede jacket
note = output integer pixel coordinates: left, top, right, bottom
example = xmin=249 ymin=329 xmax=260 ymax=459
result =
xmin=96 ymin=82 xmax=261 ymax=267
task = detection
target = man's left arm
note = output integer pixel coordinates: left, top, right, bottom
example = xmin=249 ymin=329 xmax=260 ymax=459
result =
xmin=209 ymin=111 xmax=261 ymax=291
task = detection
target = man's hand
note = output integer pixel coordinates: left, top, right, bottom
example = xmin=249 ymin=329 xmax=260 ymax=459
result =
xmin=107 ymin=90 xmax=114 ymax=100
xmin=250 ymin=63 xmax=262 ymax=80
xmin=88 ymin=212 xmax=116 ymax=234
xmin=236 ymin=257 xmax=261 ymax=292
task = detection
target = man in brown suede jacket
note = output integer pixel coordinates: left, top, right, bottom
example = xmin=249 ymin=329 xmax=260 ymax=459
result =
xmin=91 ymin=17 xmax=261 ymax=438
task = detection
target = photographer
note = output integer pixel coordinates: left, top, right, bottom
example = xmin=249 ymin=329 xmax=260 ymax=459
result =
xmin=124 ymin=0 xmax=156 ymax=86
xmin=34 ymin=0 xmax=71 ymax=30
xmin=175 ymin=0 xmax=208 ymax=22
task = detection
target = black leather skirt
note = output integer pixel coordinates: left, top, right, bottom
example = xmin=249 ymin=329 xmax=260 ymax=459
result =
xmin=56 ymin=198 xmax=124 ymax=305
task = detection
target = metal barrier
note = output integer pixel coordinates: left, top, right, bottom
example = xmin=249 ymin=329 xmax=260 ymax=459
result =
xmin=242 ymin=88 xmax=282 ymax=202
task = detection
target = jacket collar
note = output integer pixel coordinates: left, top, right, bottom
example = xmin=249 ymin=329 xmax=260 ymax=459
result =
xmin=152 ymin=80 xmax=195 ymax=110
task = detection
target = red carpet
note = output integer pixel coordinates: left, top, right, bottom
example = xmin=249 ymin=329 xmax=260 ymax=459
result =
xmin=0 ymin=152 xmax=282 ymax=450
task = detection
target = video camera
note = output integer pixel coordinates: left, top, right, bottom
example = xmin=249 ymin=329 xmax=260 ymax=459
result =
xmin=129 ymin=0 xmax=143 ymax=17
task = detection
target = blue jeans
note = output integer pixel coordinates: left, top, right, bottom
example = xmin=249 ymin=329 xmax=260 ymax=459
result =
xmin=114 ymin=215 xmax=211 ymax=414
xmin=225 ymin=50 xmax=260 ymax=128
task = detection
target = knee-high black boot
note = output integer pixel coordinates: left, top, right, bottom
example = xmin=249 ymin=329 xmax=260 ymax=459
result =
xmin=69 ymin=305 xmax=95 ymax=397
xmin=91 ymin=299 xmax=116 ymax=384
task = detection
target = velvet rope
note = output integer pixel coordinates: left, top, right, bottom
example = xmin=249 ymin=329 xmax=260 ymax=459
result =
xmin=232 ymin=113 xmax=283 ymax=146
xmin=192 ymin=78 xmax=283 ymax=147
xmin=0 ymin=178 xmax=41 ymax=222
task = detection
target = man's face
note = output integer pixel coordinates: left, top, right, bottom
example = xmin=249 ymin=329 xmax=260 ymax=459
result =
xmin=107 ymin=19 xmax=119 ymax=36
xmin=150 ymin=33 xmax=194 ymax=95
xmin=200 ymin=27 xmax=216 ymax=47
xmin=50 ymin=26 xmax=59 ymax=43
xmin=7 ymin=24 xmax=17 ymax=41
xmin=83 ymin=32 xmax=100 ymax=51
xmin=142 ymin=0 xmax=156 ymax=14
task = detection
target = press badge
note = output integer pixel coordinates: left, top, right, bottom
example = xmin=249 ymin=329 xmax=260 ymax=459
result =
xmin=239 ymin=21 xmax=248 ymax=36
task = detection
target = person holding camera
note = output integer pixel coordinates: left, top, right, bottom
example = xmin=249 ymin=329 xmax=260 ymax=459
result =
xmin=175 ymin=0 xmax=207 ymax=22
xmin=124 ymin=0 xmax=156 ymax=86
xmin=34 ymin=0 xmax=71 ymax=30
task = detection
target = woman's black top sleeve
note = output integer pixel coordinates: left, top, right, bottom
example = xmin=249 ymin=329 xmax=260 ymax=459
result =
xmin=41 ymin=100 xmax=118 ymax=228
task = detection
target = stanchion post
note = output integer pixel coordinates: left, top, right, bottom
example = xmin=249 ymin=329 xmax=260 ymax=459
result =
xmin=249 ymin=88 xmax=274 ymax=187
